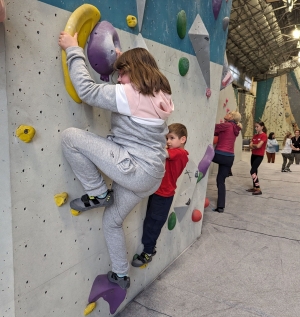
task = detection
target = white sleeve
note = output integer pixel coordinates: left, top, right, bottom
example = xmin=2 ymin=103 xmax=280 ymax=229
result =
xmin=115 ymin=84 xmax=131 ymax=116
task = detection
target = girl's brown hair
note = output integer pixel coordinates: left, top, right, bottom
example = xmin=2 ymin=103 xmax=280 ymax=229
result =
xmin=114 ymin=48 xmax=171 ymax=96
xmin=256 ymin=121 xmax=267 ymax=134
xmin=282 ymin=131 xmax=292 ymax=146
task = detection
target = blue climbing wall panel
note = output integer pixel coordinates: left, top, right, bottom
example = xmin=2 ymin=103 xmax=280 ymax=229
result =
xmin=39 ymin=0 xmax=232 ymax=65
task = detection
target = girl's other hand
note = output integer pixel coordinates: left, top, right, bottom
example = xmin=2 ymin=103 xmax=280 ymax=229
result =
xmin=115 ymin=48 xmax=122 ymax=58
xmin=58 ymin=32 xmax=79 ymax=50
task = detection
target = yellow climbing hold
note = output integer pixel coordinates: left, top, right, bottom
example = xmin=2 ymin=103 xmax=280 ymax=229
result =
xmin=126 ymin=15 xmax=137 ymax=28
xmin=54 ymin=192 xmax=68 ymax=207
xmin=71 ymin=209 xmax=81 ymax=216
xmin=16 ymin=125 xmax=35 ymax=143
xmin=84 ymin=302 xmax=96 ymax=315
xmin=62 ymin=4 xmax=101 ymax=103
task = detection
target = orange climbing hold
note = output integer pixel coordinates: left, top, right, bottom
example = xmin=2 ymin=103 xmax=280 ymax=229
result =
xmin=192 ymin=209 xmax=202 ymax=222
xmin=213 ymin=136 xmax=218 ymax=145
xmin=204 ymin=198 xmax=210 ymax=208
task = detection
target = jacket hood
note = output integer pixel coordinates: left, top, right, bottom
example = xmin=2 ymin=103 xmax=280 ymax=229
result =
xmin=150 ymin=91 xmax=174 ymax=120
xmin=229 ymin=121 xmax=241 ymax=136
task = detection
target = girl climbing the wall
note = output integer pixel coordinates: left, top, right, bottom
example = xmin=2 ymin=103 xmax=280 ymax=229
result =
xmin=246 ymin=122 xmax=267 ymax=195
xmin=212 ymin=111 xmax=242 ymax=213
xmin=281 ymin=131 xmax=297 ymax=172
xmin=58 ymin=32 xmax=174 ymax=289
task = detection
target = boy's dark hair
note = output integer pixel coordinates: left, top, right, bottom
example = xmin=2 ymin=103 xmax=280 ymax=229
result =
xmin=168 ymin=123 xmax=188 ymax=143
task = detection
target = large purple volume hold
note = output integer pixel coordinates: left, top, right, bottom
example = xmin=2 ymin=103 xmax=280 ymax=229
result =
xmin=88 ymin=274 xmax=126 ymax=314
xmin=87 ymin=21 xmax=121 ymax=82
xmin=197 ymin=144 xmax=214 ymax=182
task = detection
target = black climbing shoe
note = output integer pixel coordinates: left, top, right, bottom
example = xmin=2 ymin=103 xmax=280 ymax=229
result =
xmin=107 ymin=271 xmax=130 ymax=289
xmin=131 ymin=252 xmax=155 ymax=267
xmin=70 ymin=189 xmax=114 ymax=212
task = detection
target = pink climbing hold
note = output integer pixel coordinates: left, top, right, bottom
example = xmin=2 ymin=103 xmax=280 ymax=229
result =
xmin=223 ymin=103 xmax=226 ymax=107
xmin=204 ymin=198 xmax=210 ymax=208
xmin=192 ymin=209 xmax=202 ymax=222
xmin=212 ymin=0 xmax=223 ymax=20
xmin=226 ymin=98 xmax=228 ymax=103
xmin=206 ymin=88 xmax=211 ymax=98
xmin=220 ymin=119 xmax=224 ymax=123
xmin=88 ymin=274 xmax=126 ymax=314
xmin=226 ymin=108 xmax=230 ymax=113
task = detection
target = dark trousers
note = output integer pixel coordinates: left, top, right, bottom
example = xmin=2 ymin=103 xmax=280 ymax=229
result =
xmin=212 ymin=153 xmax=234 ymax=209
xmin=282 ymin=153 xmax=293 ymax=170
xmin=142 ymin=194 xmax=173 ymax=254
xmin=266 ymin=152 xmax=275 ymax=163
xmin=250 ymin=154 xmax=264 ymax=188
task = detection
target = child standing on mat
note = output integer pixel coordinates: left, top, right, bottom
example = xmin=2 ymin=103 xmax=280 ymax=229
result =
xmin=58 ymin=32 xmax=174 ymax=289
xmin=132 ymin=123 xmax=188 ymax=267
xmin=246 ymin=122 xmax=267 ymax=195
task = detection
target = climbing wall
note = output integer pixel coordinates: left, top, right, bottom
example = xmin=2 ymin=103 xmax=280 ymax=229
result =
xmin=239 ymin=92 xmax=256 ymax=139
xmin=259 ymin=75 xmax=296 ymax=140
xmin=1 ymin=0 xmax=232 ymax=316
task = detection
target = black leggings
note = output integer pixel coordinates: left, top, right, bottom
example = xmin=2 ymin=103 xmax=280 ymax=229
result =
xmin=250 ymin=154 xmax=264 ymax=188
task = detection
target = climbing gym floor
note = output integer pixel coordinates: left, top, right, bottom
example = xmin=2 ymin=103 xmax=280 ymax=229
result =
xmin=117 ymin=151 xmax=300 ymax=317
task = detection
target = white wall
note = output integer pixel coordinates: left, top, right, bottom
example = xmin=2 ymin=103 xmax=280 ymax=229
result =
xmin=0 ymin=22 xmax=15 ymax=317
xmin=2 ymin=1 xmax=223 ymax=316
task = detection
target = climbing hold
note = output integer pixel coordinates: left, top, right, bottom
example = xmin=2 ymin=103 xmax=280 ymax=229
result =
xmin=213 ymin=136 xmax=218 ymax=145
xmin=62 ymin=4 xmax=101 ymax=103
xmin=16 ymin=125 xmax=35 ymax=143
xmin=87 ymin=274 xmax=126 ymax=314
xmin=168 ymin=212 xmax=177 ymax=230
xmin=192 ymin=209 xmax=202 ymax=222
xmin=189 ymin=15 xmax=210 ymax=88
xmin=219 ymin=119 xmax=224 ymax=123
xmin=71 ymin=209 xmax=81 ymax=216
xmin=87 ymin=21 xmax=121 ymax=82
xmin=84 ymin=302 xmax=96 ymax=315
xmin=197 ymin=144 xmax=214 ymax=183
xmin=0 ymin=0 xmax=6 ymax=22
xmin=54 ymin=192 xmax=68 ymax=207
xmin=177 ymin=10 xmax=187 ymax=39
xmin=226 ymin=108 xmax=230 ymax=113
xmin=204 ymin=198 xmax=210 ymax=208
xmin=223 ymin=17 xmax=229 ymax=31
xmin=126 ymin=15 xmax=137 ymax=28
xmin=212 ymin=0 xmax=222 ymax=20
xmin=178 ymin=57 xmax=189 ymax=76
xmin=136 ymin=0 xmax=146 ymax=32
xmin=206 ymin=88 xmax=211 ymax=98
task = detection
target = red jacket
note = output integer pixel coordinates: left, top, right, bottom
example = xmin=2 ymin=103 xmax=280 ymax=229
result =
xmin=214 ymin=121 xmax=241 ymax=154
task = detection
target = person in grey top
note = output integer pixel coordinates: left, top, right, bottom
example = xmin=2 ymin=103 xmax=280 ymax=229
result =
xmin=266 ymin=132 xmax=278 ymax=163
xmin=58 ymin=32 xmax=174 ymax=289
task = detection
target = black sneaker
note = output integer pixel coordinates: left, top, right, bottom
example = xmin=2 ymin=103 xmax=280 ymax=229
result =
xmin=285 ymin=168 xmax=292 ymax=172
xmin=281 ymin=169 xmax=287 ymax=172
xmin=131 ymin=252 xmax=153 ymax=267
xmin=212 ymin=207 xmax=224 ymax=213
xmin=107 ymin=271 xmax=130 ymax=289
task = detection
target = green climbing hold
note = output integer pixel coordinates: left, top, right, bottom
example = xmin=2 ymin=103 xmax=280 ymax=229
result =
xmin=177 ymin=10 xmax=187 ymax=39
xmin=178 ymin=57 xmax=189 ymax=76
xmin=197 ymin=172 xmax=203 ymax=183
xmin=168 ymin=212 xmax=177 ymax=230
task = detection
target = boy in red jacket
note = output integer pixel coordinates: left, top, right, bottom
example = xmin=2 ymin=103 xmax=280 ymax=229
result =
xmin=132 ymin=123 xmax=189 ymax=267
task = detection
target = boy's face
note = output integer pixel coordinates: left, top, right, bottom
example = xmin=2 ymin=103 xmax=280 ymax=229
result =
xmin=166 ymin=132 xmax=186 ymax=149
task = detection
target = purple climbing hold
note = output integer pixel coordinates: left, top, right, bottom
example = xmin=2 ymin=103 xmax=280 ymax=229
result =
xmin=87 ymin=21 xmax=121 ymax=82
xmin=88 ymin=274 xmax=126 ymax=314
xmin=197 ymin=144 xmax=215 ymax=183
xmin=212 ymin=0 xmax=223 ymax=20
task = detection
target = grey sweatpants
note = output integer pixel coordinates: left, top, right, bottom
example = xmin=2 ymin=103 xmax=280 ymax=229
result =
xmin=62 ymin=127 xmax=161 ymax=274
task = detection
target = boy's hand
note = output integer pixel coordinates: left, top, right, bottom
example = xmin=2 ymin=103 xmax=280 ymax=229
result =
xmin=58 ymin=31 xmax=79 ymax=50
